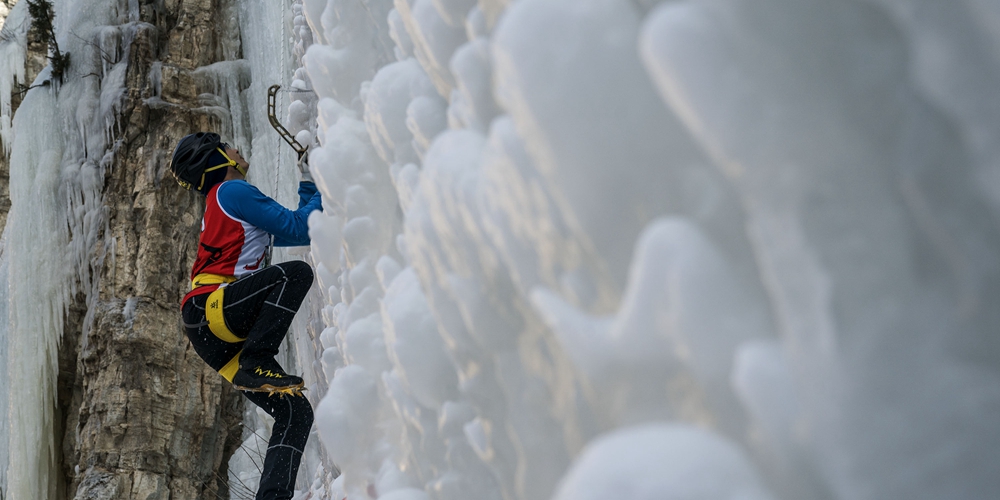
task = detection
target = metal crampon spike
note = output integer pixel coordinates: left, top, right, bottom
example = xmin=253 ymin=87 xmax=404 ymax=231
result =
xmin=235 ymin=383 xmax=306 ymax=397
xmin=278 ymin=386 xmax=306 ymax=398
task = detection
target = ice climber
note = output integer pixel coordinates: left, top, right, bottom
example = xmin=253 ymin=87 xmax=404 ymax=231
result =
xmin=170 ymin=132 xmax=320 ymax=499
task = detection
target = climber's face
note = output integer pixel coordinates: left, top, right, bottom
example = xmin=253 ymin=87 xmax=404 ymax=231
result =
xmin=224 ymin=145 xmax=250 ymax=174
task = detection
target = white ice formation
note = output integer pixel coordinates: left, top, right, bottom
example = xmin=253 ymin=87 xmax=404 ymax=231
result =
xmin=0 ymin=0 xmax=142 ymax=497
xmin=2 ymin=0 xmax=999 ymax=499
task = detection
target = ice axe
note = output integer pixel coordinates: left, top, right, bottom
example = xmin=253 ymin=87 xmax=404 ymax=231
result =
xmin=264 ymin=84 xmax=311 ymax=269
xmin=267 ymin=84 xmax=308 ymax=160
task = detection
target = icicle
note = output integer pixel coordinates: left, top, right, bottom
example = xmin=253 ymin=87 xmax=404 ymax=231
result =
xmin=0 ymin=238 xmax=9 ymax=498
xmin=192 ymin=60 xmax=253 ymax=152
xmin=0 ymin=0 xmax=29 ymax=156
xmin=1 ymin=1 xmax=133 ymax=497
xmin=2 ymin=77 xmax=70 ymax=500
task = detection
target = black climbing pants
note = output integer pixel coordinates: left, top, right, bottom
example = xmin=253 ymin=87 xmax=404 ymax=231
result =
xmin=241 ymin=390 xmax=314 ymax=500
xmin=181 ymin=260 xmax=315 ymax=500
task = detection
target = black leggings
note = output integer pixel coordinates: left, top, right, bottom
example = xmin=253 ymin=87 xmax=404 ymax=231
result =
xmin=182 ymin=260 xmax=315 ymax=500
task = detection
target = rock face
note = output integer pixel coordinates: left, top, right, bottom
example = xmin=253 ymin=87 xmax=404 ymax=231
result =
xmin=0 ymin=0 xmax=248 ymax=498
xmin=0 ymin=0 xmax=249 ymax=497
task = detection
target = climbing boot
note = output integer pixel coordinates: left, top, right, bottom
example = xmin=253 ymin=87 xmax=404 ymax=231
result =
xmin=232 ymin=359 xmax=305 ymax=397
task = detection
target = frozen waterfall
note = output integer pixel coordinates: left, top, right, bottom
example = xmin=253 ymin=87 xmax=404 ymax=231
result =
xmin=290 ymin=0 xmax=1000 ymax=499
xmin=0 ymin=0 xmax=997 ymax=499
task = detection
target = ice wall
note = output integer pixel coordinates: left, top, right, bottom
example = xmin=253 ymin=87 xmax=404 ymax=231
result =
xmin=284 ymin=0 xmax=1000 ymax=499
xmin=4 ymin=0 xmax=996 ymax=498
xmin=0 ymin=0 xmax=137 ymax=497
xmin=640 ymin=2 xmax=1000 ymax=497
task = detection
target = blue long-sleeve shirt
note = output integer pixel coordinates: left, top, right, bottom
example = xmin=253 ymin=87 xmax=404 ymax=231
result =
xmin=216 ymin=180 xmax=322 ymax=246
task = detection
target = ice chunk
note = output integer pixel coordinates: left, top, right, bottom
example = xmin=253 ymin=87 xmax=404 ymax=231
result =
xmin=397 ymin=0 xmax=467 ymax=97
xmin=534 ymin=217 xmax=769 ymax=428
xmin=392 ymin=162 xmax=421 ymax=214
xmin=302 ymin=0 xmax=327 ymax=44
xmin=406 ymin=95 xmax=448 ymax=160
xmin=382 ymin=267 xmax=459 ymax=409
xmin=376 ymin=255 xmax=403 ymax=291
xmin=431 ymin=0 xmax=477 ymax=28
xmin=309 ymin=210 xmax=344 ymax=274
xmin=492 ymin=0 xmax=719 ymax=296
xmin=288 ymin=99 xmax=311 ymax=134
xmin=448 ymin=39 xmax=499 ymax=132
xmin=465 ymin=7 xmax=487 ymax=41
xmin=303 ymin=0 xmax=392 ymax=102
xmin=552 ymin=424 xmax=774 ymax=500
xmin=365 ymin=59 xmax=440 ymax=165
xmin=388 ymin=8 xmax=415 ymax=61
xmin=315 ymin=365 xmax=381 ymax=464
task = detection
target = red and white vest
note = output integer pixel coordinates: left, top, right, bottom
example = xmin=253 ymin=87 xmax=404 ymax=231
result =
xmin=182 ymin=182 xmax=270 ymax=304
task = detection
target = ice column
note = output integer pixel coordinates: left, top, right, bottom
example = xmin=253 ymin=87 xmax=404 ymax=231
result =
xmin=1 ymin=0 xmax=138 ymax=497
xmin=0 ymin=0 xmax=28 ymax=155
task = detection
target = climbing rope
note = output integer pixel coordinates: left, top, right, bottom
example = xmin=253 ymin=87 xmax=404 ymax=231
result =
xmin=266 ymin=0 xmax=289 ymax=268
xmin=276 ymin=0 xmax=286 ymax=196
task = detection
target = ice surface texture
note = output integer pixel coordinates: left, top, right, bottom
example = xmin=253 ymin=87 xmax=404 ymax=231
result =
xmin=641 ymin=1 xmax=1000 ymax=497
xmin=290 ymin=0 xmax=1000 ymax=498
xmin=5 ymin=0 xmax=998 ymax=499
xmin=298 ymin=0 xmax=1000 ymax=498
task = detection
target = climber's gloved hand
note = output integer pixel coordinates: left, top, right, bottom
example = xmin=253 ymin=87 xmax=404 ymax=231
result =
xmin=297 ymin=148 xmax=313 ymax=183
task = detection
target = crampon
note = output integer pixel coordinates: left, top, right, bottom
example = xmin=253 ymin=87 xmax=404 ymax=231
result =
xmin=235 ymin=383 xmax=307 ymax=398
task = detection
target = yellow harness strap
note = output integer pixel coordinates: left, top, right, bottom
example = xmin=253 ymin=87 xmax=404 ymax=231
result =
xmin=191 ymin=273 xmax=237 ymax=290
xmin=219 ymin=351 xmax=241 ymax=382
xmin=204 ymin=287 xmax=246 ymax=344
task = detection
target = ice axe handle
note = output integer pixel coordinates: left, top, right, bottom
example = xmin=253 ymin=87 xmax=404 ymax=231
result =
xmin=267 ymin=84 xmax=308 ymax=160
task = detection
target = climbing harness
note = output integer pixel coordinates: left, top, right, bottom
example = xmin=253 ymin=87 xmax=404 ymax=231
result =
xmin=191 ymin=273 xmax=245 ymax=344
xmin=218 ymin=352 xmax=242 ymax=382
xmin=190 ymin=272 xmax=237 ymax=289
xmin=204 ymin=287 xmax=245 ymax=343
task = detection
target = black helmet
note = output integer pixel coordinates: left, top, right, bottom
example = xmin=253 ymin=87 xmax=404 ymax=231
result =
xmin=170 ymin=132 xmax=230 ymax=191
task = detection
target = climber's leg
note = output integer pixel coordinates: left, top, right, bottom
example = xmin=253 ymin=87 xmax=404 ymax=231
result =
xmin=243 ymin=389 xmax=314 ymax=500
xmin=222 ymin=260 xmax=314 ymax=363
